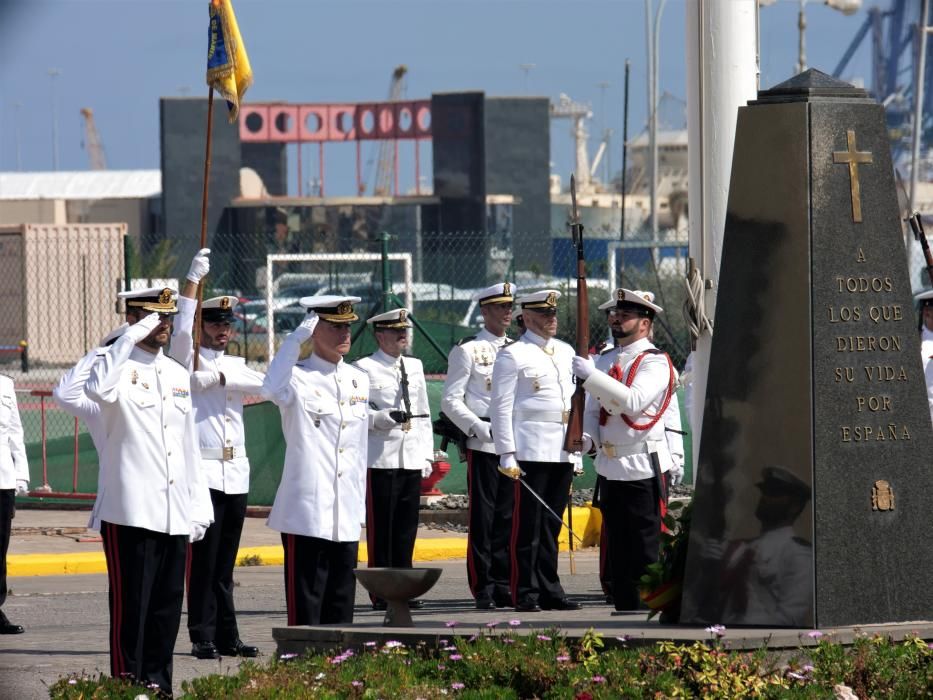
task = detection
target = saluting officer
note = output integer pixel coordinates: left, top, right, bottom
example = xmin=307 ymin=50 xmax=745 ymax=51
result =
xmin=354 ymin=308 xmax=433 ymax=608
xmin=262 ymin=296 xmax=369 ymax=625
xmin=573 ymin=289 xmax=676 ymax=612
xmin=441 ymin=282 xmax=515 ymax=610
xmin=0 ymin=373 xmax=29 ymax=635
xmin=490 ymin=289 xmax=582 ymax=613
xmin=170 ymin=275 xmax=264 ymax=660
xmin=86 ymin=287 xmax=213 ymax=696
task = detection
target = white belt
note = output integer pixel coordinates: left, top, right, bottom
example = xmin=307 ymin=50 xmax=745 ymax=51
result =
xmin=514 ymin=409 xmax=569 ymax=424
xmin=201 ymin=446 xmax=245 ymax=460
xmin=600 ymin=439 xmax=663 ymax=459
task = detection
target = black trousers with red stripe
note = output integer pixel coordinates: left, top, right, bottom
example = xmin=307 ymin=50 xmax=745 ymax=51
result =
xmin=281 ymin=533 xmax=358 ymax=625
xmin=600 ymin=476 xmax=661 ymax=610
xmin=365 ymin=468 xmax=421 ymax=570
xmin=466 ymin=449 xmax=514 ymax=603
xmin=0 ymin=490 xmax=13 ymax=612
xmin=187 ymin=490 xmax=247 ymax=645
xmin=100 ymin=521 xmax=187 ymax=697
xmin=510 ymin=461 xmax=573 ymax=606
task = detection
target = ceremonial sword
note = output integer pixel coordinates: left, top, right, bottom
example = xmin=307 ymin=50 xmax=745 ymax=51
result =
xmin=515 ymin=475 xmax=585 ymax=545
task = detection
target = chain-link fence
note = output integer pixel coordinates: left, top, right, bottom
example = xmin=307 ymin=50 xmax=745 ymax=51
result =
xmin=1 ymin=216 xmax=691 ymax=499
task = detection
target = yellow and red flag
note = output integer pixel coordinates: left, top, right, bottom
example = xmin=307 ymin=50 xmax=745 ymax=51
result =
xmin=206 ymin=0 xmax=252 ymax=122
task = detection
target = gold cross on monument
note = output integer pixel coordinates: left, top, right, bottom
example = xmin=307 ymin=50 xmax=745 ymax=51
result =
xmin=833 ymin=129 xmax=873 ymax=223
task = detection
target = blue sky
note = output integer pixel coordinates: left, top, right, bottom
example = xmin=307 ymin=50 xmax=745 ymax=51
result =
xmin=0 ymin=0 xmax=876 ymax=195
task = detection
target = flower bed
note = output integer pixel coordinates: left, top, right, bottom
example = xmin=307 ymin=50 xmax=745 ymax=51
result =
xmin=49 ymin=628 xmax=933 ymax=699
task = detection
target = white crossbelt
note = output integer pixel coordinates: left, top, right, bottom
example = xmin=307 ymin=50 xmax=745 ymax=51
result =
xmin=599 ymin=439 xmax=664 ymax=459
xmin=201 ymin=446 xmax=245 ymax=460
xmin=514 ymin=409 xmax=569 ymax=424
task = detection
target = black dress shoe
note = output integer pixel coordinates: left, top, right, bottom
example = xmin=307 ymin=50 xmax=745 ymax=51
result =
xmin=541 ymin=597 xmax=582 ymax=611
xmin=514 ymin=600 xmax=541 ymax=613
xmin=191 ymin=641 xmax=220 ymax=659
xmin=475 ymin=597 xmax=496 ymax=610
xmin=493 ymin=594 xmax=513 ymax=608
xmin=218 ymin=639 xmax=259 ymax=657
xmin=0 ymin=619 xmax=24 ymax=634
xmin=408 ymin=599 xmax=425 ymax=609
xmin=372 ymin=600 xmax=388 ymax=611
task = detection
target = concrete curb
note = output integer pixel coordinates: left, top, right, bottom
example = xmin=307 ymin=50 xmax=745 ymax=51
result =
xmin=7 ymin=507 xmax=594 ymax=577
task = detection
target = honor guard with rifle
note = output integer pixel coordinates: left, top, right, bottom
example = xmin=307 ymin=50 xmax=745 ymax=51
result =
xmin=573 ymin=288 xmax=677 ymax=612
xmin=85 ymin=287 xmax=213 ymax=696
xmin=353 ymin=308 xmax=434 ymax=610
xmin=490 ymin=289 xmax=583 ymax=613
xmin=170 ymin=250 xmax=265 ymax=661
xmin=262 ymin=296 xmax=369 ymax=625
xmin=592 ymin=293 xmax=685 ymax=603
xmin=440 ymin=282 xmax=515 ymax=610
xmin=916 ymin=289 xmax=933 ymax=425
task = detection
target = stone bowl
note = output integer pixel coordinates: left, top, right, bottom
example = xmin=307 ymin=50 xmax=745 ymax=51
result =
xmin=354 ymin=567 xmax=442 ymax=627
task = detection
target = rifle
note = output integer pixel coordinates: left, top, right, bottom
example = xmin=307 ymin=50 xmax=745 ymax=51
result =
xmin=895 ymin=169 xmax=933 ymax=288
xmin=562 ymin=174 xmax=589 ymax=453
xmin=398 ymin=357 xmax=413 ymax=431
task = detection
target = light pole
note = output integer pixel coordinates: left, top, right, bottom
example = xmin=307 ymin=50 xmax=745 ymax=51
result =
xmin=911 ymin=0 xmax=931 ymax=213
xmin=646 ymin=0 xmax=668 ymax=243
xmin=49 ymin=68 xmax=61 ymax=171
xmin=519 ymin=63 xmax=536 ymax=95
xmin=12 ymin=101 xmax=22 ymax=171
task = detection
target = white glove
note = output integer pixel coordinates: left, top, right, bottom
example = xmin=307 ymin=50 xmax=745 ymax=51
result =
xmin=572 ymin=454 xmax=584 ymax=476
xmin=15 ymin=480 xmax=28 ymax=496
xmin=572 ymin=355 xmax=596 ymax=380
xmin=580 ymin=433 xmax=594 ymax=454
xmin=189 ymin=522 xmax=209 ymax=543
xmin=190 ymin=370 xmax=222 ymax=392
xmin=186 ymin=248 xmax=211 ymax=283
xmin=99 ymin=322 xmax=129 ymax=347
xmin=421 ymin=460 xmax=434 ymax=479
xmin=669 ymin=460 xmax=684 ymax=487
xmin=125 ymin=313 xmax=162 ymax=343
xmin=471 ymin=421 xmax=492 ymax=443
xmin=292 ymin=312 xmax=319 ymax=342
xmin=498 ymin=452 xmax=522 ymax=480
xmin=373 ymin=408 xmax=400 ymax=430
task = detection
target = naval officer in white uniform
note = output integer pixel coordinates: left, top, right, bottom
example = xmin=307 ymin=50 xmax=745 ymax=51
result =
xmin=490 ymin=289 xmax=582 ymax=613
xmin=573 ymin=288 xmax=676 ymax=612
xmin=262 ymin=296 xmax=369 ymax=625
xmin=441 ymin=282 xmax=515 ymax=609
xmin=917 ymin=290 xmax=933 ymax=425
xmin=86 ymin=287 xmax=213 ymax=696
xmin=170 ymin=264 xmax=265 ymax=659
xmin=0 ymin=373 xmax=29 ymax=635
xmin=354 ymin=308 xmax=433 ymax=608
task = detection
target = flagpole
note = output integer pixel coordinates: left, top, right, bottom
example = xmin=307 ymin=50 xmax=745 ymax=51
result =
xmin=193 ymin=89 xmax=215 ymax=372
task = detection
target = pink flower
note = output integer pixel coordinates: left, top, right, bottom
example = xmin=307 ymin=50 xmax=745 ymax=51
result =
xmin=445 ymin=620 xmax=458 ymax=628
xmin=509 ymin=619 xmax=521 ymax=626
xmin=486 ymin=620 xmax=500 ymax=628
xmin=591 ymin=675 xmax=606 ymax=684
xmin=705 ymin=624 xmax=726 ymax=637
xmin=556 ymin=654 xmax=570 ymax=662
xmin=351 ymin=680 xmax=363 ymax=687
xmin=537 ymin=634 xmax=552 ymax=641
xmin=807 ymin=630 xmax=824 ymax=639
xmin=450 ymin=653 xmax=463 ymax=661
xmin=451 ymin=682 xmax=465 ymax=690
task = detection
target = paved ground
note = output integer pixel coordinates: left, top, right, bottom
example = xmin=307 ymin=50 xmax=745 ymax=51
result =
xmin=3 ymin=510 xmax=931 ymax=699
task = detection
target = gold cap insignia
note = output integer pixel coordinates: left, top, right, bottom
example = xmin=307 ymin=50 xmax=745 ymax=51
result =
xmin=503 ymin=282 xmax=512 ymax=296
xmin=220 ymin=296 xmax=231 ymax=310
xmin=546 ymin=292 xmax=558 ymax=307
xmin=158 ymin=288 xmax=172 ymax=305
xmin=398 ymin=309 xmax=407 ymax=323
xmin=337 ymin=301 xmax=352 ymax=315
xmin=617 ymin=289 xmax=626 ymax=301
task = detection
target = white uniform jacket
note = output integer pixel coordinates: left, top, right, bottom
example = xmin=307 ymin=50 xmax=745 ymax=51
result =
xmin=53 ymin=347 xmax=110 ymax=528
xmin=582 ymin=337 xmax=674 ymax=481
xmin=262 ymin=336 xmax=369 ymax=542
xmin=353 ymin=350 xmax=433 ymax=471
xmin=86 ymin=335 xmax=213 ymax=534
xmin=922 ymin=327 xmax=933 ymax=425
xmin=490 ymin=330 xmax=577 ymax=463
xmin=169 ymin=297 xmax=265 ymax=494
xmin=663 ymin=389 xmax=685 ymax=471
xmin=0 ymin=375 xmax=29 ymax=489
xmin=441 ymin=329 xmax=511 ymax=454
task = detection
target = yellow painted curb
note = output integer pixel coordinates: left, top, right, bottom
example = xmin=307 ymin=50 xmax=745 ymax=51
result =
xmin=8 ymin=508 xmax=595 ymax=577
xmin=558 ymin=506 xmax=593 ymax=552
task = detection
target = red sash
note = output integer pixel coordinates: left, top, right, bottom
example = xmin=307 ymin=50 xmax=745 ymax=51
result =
xmin=598 ymin=350 xmax=675 ymax=430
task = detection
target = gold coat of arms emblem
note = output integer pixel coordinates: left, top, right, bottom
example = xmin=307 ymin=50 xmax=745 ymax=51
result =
xmin=871 ymin=480 xmax=895 ymax=511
